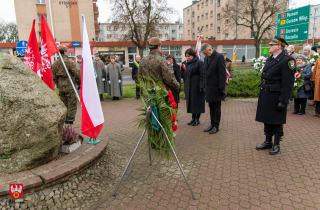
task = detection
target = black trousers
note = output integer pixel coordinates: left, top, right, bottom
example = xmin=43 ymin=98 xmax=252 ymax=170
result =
xmin=264 ymin=124 xmax=283 ymax=137
xmin=135 ymin=82 xmax=140 ymax=97
xmin=209 ymin=102 xmax=221 ymax=128
xmin=294 ymin=98 xmax=307 ymax=113
xmin=316 ymin=101 xmax=320 ymax=114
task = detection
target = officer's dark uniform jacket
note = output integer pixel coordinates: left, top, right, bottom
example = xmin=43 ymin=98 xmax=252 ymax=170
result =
xmin=256 ymin=50 xmax=296 ymax=125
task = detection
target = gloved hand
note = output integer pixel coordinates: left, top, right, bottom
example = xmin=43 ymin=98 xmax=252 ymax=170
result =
xmin=102 ymin=78 xmax=105 ymax=81
xmin=219 ymin=89 xmax=225 ymax=95
xmin=199 ymin=88 xmax=204 ymax=93
xmin=277 ymin=101 xmax=286 ymax=110
xmin=108 ymin=80 xmax=111 ymax=84
xmin=119 ymin=79 xmax=121 ymax=83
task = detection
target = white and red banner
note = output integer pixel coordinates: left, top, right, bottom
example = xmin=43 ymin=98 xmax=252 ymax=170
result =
xmin=23 ymin=20 xmax=41 ymax=76
xmin=195 ymin=35 xmax=204 ymax=61
xmin=226 ymin=69 xmax=232 ymax=83
xmin=295 ymin=72 xmax=301 ymax=80
xmin=80 ymin=14 xmax=104 ymax=138
xmin=40 ymin=13 xmax=59 ymax=90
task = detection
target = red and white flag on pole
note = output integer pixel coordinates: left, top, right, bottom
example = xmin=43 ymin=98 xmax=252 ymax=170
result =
xmin=40 ymin=13 xmax=59 ymax=90
xmin=23 ymin=20 xmax=41 ymax=76
xmin=80 ymin=14 xmax=104 ymax=138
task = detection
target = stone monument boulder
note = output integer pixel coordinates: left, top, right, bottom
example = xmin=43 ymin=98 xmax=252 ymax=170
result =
xmin=0 ymin=52 xmax=67 ymax=174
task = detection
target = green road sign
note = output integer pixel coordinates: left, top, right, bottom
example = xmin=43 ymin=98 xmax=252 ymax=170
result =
xmin=277 ymin=5 xmax=310 ymax=42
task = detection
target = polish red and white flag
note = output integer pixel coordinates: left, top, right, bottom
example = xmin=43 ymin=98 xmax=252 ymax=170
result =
xmin=23 ymin=20 xmax=41 ymax=76
xmin=40 ymin=13 xmax=59 ymax=90
xmin=80 ymin=14 xmax=104 ymax=138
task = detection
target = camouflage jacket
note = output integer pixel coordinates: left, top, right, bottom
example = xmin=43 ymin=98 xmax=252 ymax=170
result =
xmin=52 ymin=54 xmax=81 ymax=92
xmin=138 ymin=49 xmax=180 ymax=92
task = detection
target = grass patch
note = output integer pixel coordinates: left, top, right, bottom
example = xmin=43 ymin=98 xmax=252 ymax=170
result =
xmin=234 ymin=65 xmax=254 ymax=69
xmin=121 ymin=71 xmax=132 ymax=75
xmin=103 ymin=84 xmax=136 ymax=99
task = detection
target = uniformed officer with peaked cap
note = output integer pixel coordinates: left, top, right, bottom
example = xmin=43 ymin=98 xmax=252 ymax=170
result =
xmin=255 ymin=36 xmax=296 ymax=155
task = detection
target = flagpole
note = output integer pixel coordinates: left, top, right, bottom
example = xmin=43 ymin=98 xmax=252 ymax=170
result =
xmin=58 ymin=52 xmax=81 ymax=102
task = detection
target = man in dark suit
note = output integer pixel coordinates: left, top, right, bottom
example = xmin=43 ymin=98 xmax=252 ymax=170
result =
xmin=256 ymin=36 xmax=296 ymax=155
xmin=201 ymin=43 xmax=226 ymax=134
xmin=132 ymin=55 xmax=141 ymax=99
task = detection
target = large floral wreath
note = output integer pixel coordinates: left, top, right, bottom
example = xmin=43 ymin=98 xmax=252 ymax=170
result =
xmin=136 ymin=77 xmax=178 ymax=161
xmin=292 ymin=67 xmax=304 ymax=98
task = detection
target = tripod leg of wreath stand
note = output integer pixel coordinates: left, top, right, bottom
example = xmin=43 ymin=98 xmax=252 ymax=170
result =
xmin=146 ymin=109 xmax=152 ymax=166
xmin=113 ymin=128 xmax=146 ymax=196
xmin=150 ymin=111 xmax=196 ymax=200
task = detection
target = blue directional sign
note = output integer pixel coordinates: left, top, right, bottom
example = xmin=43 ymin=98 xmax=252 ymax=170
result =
xmin=16 ymin=40 xmax=28 ymax=55
xmin=72 ymin=42 xmax=81 ymax=47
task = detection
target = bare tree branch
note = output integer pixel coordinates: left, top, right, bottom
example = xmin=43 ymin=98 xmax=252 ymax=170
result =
xmin=0 ymin=19 xmax=19 ymax=43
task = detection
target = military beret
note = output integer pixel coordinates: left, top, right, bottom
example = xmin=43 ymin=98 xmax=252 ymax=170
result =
xmin=94 ymin=53 xmax=99 ymax=57
xmin=110 ymin=55 xmax=115 ymax=59
xmin=269 ymin=36 xmax=288 ymax=47
xmin=149 ymin=37 xmax=162 ymax=46
xmin=76 ymin=55 xmax=82 ymax=59
xmin=296 ymin=54 xmax=307 ymax=61
xmin=58 ymin=45 xmax=68 ymax=51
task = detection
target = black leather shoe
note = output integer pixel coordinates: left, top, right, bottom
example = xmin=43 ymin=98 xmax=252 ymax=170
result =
xmin=204 ymin=126 xmax=213 ymax=132
xmin=100 ymin=98 xmax=104 ymax=101
xmin=135 ymin=96 xmax=140 ymax=99
xmin=269 ymin=136 xmax=281 ymax=155
xmin=292 ymin=111 xmax=298 ymax=114
xmin=256 ymin=136 xmax=273 ymax=150
xmin=183 ymin=97 xmax=186 ymax=100
xmin=65 ymin=121 xmax=73 ymax=125
xmin=298 ymin=112 xmax=305 ymax=115
xmin=209 ymin=127 xmax=219 ymax=134
xmin=191 ymin=118 xmax=200 ymax=126
xmin=187 ymin=118 xmax=195 ymax=125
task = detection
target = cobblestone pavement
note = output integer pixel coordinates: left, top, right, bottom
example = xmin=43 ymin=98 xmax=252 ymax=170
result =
xmin=2 ymin=98 xmax=320 ymax=210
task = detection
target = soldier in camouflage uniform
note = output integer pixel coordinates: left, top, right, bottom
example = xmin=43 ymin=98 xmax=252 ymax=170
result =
xmin=52 ymin=45 xmax=81 ymax=124
xmin=138 ymin=37 xmax=180 ymax=93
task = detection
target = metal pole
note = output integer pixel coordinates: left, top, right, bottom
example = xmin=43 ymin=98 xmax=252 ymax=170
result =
xmin=58 ymin=52 xmax=80 ymax=102
xmin=312 ymin=8 xmax=316 ymax=46
xmin=149 ymin=111 xmax=196 ymax=200
xmin=48 ymin=0 xmax=57 ymax=61
xmin=235 ymin=0 xmax=237 ymax=39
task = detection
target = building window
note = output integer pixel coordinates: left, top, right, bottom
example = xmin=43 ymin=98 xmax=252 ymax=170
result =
xmin=114 ymin=34 xmax=118 ymax=38
xmin=253 ymin=1 xmax=258 ymax=9
xmin=206 ymin=0 xmax=208 ymax=6
xmin=218 ymin=0 xmax=221 ymax=6
xmin=192 ymin=11 xmax=195 ymax=17
xmin=197 ymin=4 xmax=200 ymax=10
xmin=206 ymin=13 xmax=208 ymax=18
xmin=202 ymin=2 xmax=204 ymax=7
xmin=217 ymin=27 xmax=220 ymax=32
xmin=165 ymin=34 xmax=168 ymax=39
xmin=37 ymin=14 xmax=47 ymax=23
xmin=106 ymin=26 xmax=110 ymax=30
xmin=226 ymin=5 xmax=230 ymax=11
xmin=107 ymin=34 xmax=112 ymax=39
xmin=172 ymin=38 xmax=175 ymax=41
xmin=192 ymin=33 xmax=195 ymax=38
xmin=122 ymin=34 xmax=126 ymax=38
xmin=315 ymin=8 xmax=318 ymax=14
xmin=226 ymin=19 xmax=229 ymax=25
xmin=206 ymin=25 xmax=208 ymax=30
xmin=122 ymin=26 xmax=126 ymax=30
xmin=225 ymin=33 xmax=228 ymax=39
xmin=188 ymin=9 xmax=190 ymax=14
xmin=202 ymin=14 xmax=204 ymax=19
xmin=165 ymin=26 xmax=168 ymax=30
xmin=192 ymin=22 xmax=195 ymax=28
xmin=98 ymin=38 xmax=103 ymax=42
xmin=210 ymin=23 xmax=213 ymax=29
xmin=198 ymin=27 xmax=200 ymax=31
xmin=210 ymin=0 xmax=213 ymax=3
xmin=188 ymin=20 xmax=190 ymax=25
xmin=172 ymin=30 xmax=176 ymax=34
xmin=217 ymin=13 xmax=221 ymax=19
xmin=36 ymin=0 xmax=45 ymax=4
xmin=198 ymin=16 xmax=200 ymax=21
xmin=252 ymin=17 xmax=255 ymax=24
xmin=251 ymin=31 xmax=257 ymax=38
xmin=188 ymin=30 xmax=190 ymax=35
xmin=179 ymin=26 xmax=183 ymax=30
xmin=158 ymin=26 xmax=162 ymax=30
xmin=179 ymin=34 xmax=183 ymax=38
xmin=159 ymin=34 xmax=162 ymax=38
xmin=211 ymin=11 xmax=213 ymax=16
xmin=114 ymin=26 xmax=118 ymax=31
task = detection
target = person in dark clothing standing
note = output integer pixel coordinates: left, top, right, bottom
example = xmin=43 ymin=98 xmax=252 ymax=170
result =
xmin=255 ymin=36 xmax=296 ymax=155
xmin=184 ymin=48 xmax=205 ymax=126
xmin=201 ymin=43 xmax=226 ymax=134
xmin=181 ymin=60 xmax=187 ymax=100
xmin=166 ymin=55 xmax=181 ymax=108
xmin=132 ymin=55 xmax=141 ymax=99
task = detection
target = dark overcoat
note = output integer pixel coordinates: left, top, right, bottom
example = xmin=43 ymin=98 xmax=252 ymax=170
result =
xmin=171 ymin=63 xmax=181 ymax=103
xmin=181 ymin=61 xmax=188 ymax=94
xmin=256 ymin=51 xmax=296 ymax=125
xmin=131 ymin=61 xmax=139 ymax=83
xmin=297 ymin=63 xmax=312 ymax=99
xmin=204 ymin=50 xmax=226 ymax=103
xmin=186 ymin=60 xmax=205 ymax=114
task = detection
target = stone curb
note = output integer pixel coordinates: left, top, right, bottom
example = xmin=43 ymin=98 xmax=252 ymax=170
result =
xmin=0 ymin=138 xmax=108 ymax=200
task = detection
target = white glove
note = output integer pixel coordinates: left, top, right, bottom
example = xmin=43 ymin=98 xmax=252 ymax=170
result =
xmin=108 ymin=81 xmax=110 ymax=84
xmin=102 ymin=78 xmax=105 ymax=81
xmin=119 ymin=79 xmax=121 ymax=83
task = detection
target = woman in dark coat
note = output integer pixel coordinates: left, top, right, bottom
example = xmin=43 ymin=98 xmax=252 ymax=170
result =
xmin=166 ymin=55 xmax=181 ymax=107
xmin=184 ymin=48 xmax=205 ymax=126
xmin=293 ymin=54 xmax=312 ymax=115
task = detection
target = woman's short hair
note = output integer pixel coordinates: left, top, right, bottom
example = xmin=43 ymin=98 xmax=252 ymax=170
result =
xmin=185 ymin=48 xmax=196 ymax=57
xmin=166 ymin=55 xmax=177 ymax=64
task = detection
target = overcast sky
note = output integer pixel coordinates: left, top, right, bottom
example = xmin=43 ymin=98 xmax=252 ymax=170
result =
xmin=0 ymin=0 xmax=319 ymax=23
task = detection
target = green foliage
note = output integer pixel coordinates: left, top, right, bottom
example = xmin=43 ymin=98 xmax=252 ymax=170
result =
xmin=227 ymin=70 xmax=261 ymax=98
xmin=291 ymin=67 xmax=304 ymax=98
xmin=136 ymin=76 xmax=177 ymax=161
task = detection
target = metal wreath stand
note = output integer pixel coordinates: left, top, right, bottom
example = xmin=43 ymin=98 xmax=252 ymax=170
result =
xmin=112 ymin=105 xmax=196 ymax=200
